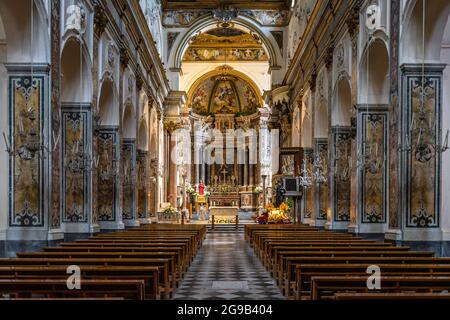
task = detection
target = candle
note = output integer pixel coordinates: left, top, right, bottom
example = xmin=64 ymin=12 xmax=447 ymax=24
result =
xmin=444 ymin=130 xmax=449 ymax=150
xmin=3 ymin=132 xmax=11 ymax=152
xmin=410 ymin=116 xmax=415 ymax=130
xmin=18 ymin=117 xmax=24 ymax=134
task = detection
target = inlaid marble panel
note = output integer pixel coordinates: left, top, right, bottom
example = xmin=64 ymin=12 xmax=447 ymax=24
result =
xmin=137 ymin=150 xmax=148 ymax=219
xmin=360 ymin=113 xmax=388 ymax=224
xmin=403 ymin=69 xmax=443 ymax=228
xmin=303 ymin=148 xmax=313 ymax=219
xmin=62 ymin=108 xmax=90 ymax=223
xmin=97 ymin=128 xmax=118 ymax=222
xmin=332 ymin=128 xmax=352 ymax=222
xmin=9 ymin=76 xmax=44 ymax=227
xmin=315 ymin=140 xmax=328 ymax=221
xmin=122 ymin=139 xmax=136 ymax=221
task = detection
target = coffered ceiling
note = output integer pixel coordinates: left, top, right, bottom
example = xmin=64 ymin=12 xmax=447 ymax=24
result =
xmin=161 ymin=0 xmax=291 ymax=10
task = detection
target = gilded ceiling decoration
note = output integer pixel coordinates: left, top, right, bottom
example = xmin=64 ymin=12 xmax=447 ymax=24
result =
xmin=188 ymin=67 xmax=262 ymax=116
xmin=183 ymin=28 xmax=268 ymax=62
xmin=161 ymin=0 xmax=290 ymax=10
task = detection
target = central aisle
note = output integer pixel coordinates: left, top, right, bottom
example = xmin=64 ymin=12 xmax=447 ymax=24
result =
xmin=174 ymin=231 xmax=285 ymax=300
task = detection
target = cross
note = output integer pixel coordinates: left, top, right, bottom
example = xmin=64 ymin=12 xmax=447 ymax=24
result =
xmin=221 ymin=166 xmax=228 ymax=183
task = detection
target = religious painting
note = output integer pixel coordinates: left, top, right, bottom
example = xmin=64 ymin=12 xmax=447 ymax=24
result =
xmin=191 ymin=78 xmax=214 ymax=114
xmin=183 ymin=48 xmax=268 ymax=62
xmin=162 ymin=10 xmax=209 ymax=27
xmin=360 ymin=113 xmax=387 ymax=224
xmin=9 ymin=76 xmax=44 ymax=227
xmin=239 ymin=10 xmax=290 ymax=26
xmin=211 ymin=80 xmax=239 ymax=114
xmin=236 ymin=79 xmax=260 ymax=113
xmin=182 ymin=29 xmax=268 ymax=62
xmin=189 ymin=72 xmax=261 ymax=116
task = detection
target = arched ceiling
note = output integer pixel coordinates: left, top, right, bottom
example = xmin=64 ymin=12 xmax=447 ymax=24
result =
xmin=188 ymin=66 xmax=263 ymax=116
xmin=161 ymin=0 xmax=290 ymax=10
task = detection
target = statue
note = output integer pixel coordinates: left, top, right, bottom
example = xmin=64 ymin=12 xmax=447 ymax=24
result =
xmin=198 ymin=180 xmax=205 ymax=196
xmin=66 ymin=4 xmax=86 ymax=33
xmin=275 ymin=180 xmax=286 ymax=207
xmin=199 ymin=204 xmax=207 ymax=221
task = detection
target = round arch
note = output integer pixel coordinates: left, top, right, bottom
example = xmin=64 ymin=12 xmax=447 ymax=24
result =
xmin=170 ymin=16 xmax=280 ymax=70
xmin=61 ymin=37 xmax=93 ymax=103
xmin=401 ymin=0 xmax=450 ymax=63
xmin=332 ymin=74 xmax=352 ymax=126
xmin=123 ymin=103 xmax=136 ymax=139
xmin=315 ymin=98 xmax=329 ymax=138
xmin=137 ymin=120 xmax=148 ymax=151
xmin=98 ymin=78 xmax=118 ymax=126
xmin=186 ymin=67 xmax=264 ymax=104
xmin=359 ymin=37 xmax=390 ymax=105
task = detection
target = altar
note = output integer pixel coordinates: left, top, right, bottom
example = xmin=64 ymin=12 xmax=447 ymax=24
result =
xmin=209 ymin=206 xmax=239 ymax=217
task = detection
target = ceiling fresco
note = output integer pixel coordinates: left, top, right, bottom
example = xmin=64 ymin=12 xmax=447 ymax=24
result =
xmin=182 ymin=27 xmax=269 ymax=62
xmin=188 ymin=67 xmax=262 ymax=116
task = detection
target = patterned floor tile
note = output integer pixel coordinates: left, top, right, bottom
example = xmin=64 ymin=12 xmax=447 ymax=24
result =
xmin=173 ymin=232 xmax=285 ymax=300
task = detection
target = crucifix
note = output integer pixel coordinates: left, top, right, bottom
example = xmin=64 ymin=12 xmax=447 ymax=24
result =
xmin=220 ymin=166 xmax=228 ymax=184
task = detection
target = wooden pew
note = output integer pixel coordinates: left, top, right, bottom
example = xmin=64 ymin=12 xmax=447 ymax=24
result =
xmin=311 ymin=276 xmax=450 ymax=300
xmin=0 ymin=266 xmax=160 ymax=299
xmin=295 ymin=263 xmax=450 ymax=299
xmin=0 ymin=279 xmax=145 ymax=300
xmin=0 ymin=257 xmax=172 ymax=299
xmin=333 ymin=292 xmax=450 ymax=300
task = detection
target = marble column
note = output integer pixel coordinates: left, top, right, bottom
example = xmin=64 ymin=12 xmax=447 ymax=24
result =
xmin=168 ymin=131 xmax=178 ymax=207
xmin=386 ymin=0 xmax=402 ymax=240
xmin=48 ymin=0 xmax=64 ymax=240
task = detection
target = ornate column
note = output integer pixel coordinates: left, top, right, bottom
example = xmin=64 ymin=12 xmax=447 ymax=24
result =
xmin=386 ymin=0 xmax=403 ymax=240
xmin=137 ymin=150 xmax=150 ymax=224
xmin=48 ymin=0 xmax=64 ymax=240
xmin=347 ymin=7 xmax=360 ymax=234
xmin=91 ymin=1 xmax=108 ymax=231
xmin=118 ymin=39 xmax=130 ymax=228
xmin=324 ymin=43 xmax=334 ymax=230
xmin=164 ymin=121 xmax=180 ymax=207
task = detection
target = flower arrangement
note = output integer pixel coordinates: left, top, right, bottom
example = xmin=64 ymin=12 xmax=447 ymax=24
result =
xmin=264 ymin=201 xmax=291 ymax=224
xmin=163 ymin=205 xmax=177 ymax=215
xmin=187 ymin=186 xmax=195 ymax=194
xmin=254 ymin=186 xmax=263 ymax=194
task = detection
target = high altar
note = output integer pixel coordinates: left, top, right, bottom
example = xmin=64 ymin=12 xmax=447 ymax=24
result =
xmin=184 ymin=66 xmax=271 ymax=219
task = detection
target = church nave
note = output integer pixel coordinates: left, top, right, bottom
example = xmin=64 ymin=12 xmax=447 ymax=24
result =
xmin=174 ymin=231 xmax=285 ymax=300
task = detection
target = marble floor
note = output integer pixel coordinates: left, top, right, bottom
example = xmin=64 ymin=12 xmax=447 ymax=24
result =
xmin=173 ymin=231 xmax=285 ymax=300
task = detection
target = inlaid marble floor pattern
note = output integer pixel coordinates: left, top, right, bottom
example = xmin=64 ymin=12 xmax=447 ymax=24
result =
xmin=173 ymin=232 xmax=285 ymax=300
